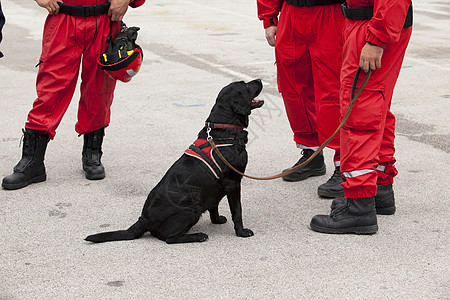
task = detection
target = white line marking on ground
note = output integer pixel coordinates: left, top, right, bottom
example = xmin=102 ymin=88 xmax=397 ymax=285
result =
xmin=414 ymin=7 xmax=450 ymax=18
xmin=178 ymin=50 xmax=272 ymax=86
xmin=178 ymin=0 xmax=256 ymax=20
xmin=405 ymin=57 xmax=450 ymax=72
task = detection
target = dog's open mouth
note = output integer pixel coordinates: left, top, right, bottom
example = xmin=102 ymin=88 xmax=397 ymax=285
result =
xmin=251 ymin=99 xmax=264 ymax=110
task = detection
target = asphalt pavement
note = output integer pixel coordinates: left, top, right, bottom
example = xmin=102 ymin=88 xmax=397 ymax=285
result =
xmin=0 ymin=0 xmax=449 ymax=299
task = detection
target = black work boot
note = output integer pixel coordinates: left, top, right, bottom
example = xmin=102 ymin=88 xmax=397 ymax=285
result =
xmin=282 ymin=149 xmax=326 ymax=182
xmin=82 ymin=127 xmax=105 ymax=180
xmin=375 ymin=184 xmax=395 ymax=215
xmin=331 ymin=184 xmax=396 ymax=215
xmin=310 ymin=197 xmax=378 ymax=234
xmin=317 ymin=166 xmax=344 ymax=198
xmin=2 ymin=129 xmax=50 ymax=190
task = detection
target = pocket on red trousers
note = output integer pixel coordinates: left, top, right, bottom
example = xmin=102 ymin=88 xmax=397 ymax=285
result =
xmin=341 ymin=86 xmax=385 ymax=131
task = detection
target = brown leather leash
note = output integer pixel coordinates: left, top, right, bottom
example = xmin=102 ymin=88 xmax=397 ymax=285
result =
xmin=208 ymin=68 xmax=372 ymax=180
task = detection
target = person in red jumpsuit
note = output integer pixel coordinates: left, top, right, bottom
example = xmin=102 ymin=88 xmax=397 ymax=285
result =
xmin=310 ymin=0 xmax=413 ymax=234
xmin=2 ymin=0 xmax=145 ymax=190
xmin=257 ymin=0 xmax=346 ymax=199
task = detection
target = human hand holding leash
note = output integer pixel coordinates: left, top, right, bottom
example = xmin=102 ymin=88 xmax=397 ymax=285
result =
xmin=265 ymin=26 xmax=277 ymax=47
xmin=359 ymin=42 xmax=384 ymax=73
xmin=109 ymin=0 xmax=130 ymax=21
xmin=35 ymin=0 xmax=60 ymax=15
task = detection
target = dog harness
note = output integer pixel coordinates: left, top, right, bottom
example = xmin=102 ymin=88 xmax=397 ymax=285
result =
xmin=184 ymin=139 xmax=233 ymax=179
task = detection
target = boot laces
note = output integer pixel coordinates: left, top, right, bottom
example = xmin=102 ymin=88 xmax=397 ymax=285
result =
xmin=327 ymin=167 xmax=342 ymax=184
xmin=295 ymin=149 xmax=313 ymax=166
xmin=20 ymin=129 xmax=37 ymax=157
xmin=19 ymin=128 xmax=29 ymax=148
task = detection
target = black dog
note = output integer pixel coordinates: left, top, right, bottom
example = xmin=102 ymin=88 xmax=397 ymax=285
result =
xmin=85 ymin=79 xmax=264 ymax=244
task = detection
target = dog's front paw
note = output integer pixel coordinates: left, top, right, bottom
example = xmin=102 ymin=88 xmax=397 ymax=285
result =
xmin=236 ymin=228 xmax=254 ymax=238
xmin=211 ymin=215 xmax=227 ymax=224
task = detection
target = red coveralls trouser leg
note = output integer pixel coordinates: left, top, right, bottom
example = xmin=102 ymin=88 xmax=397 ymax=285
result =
xmin=340 ymin=20 xmax=412 ymax=199
xmin=25 ymin=2 xmax=119 ymax=140
xmin=275 ymin=3 xmax=344 ymax=161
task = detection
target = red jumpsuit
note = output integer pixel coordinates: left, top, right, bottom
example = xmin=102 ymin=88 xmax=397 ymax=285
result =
xmin=25 ymin=0 xmax=145 ymax=140
xmin=340 ymin=0 xmax=412 ymax=198
xmin=257 ymin=0 xmax=344 ymax=161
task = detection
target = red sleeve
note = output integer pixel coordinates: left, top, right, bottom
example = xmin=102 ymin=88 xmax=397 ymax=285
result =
xmin=366 ymin=0 xmax=411 ymax=48
xmin=257 ymin=0 xmax=283 ymax=28
xmin=129 ymin=0 xmax=145 ymax=8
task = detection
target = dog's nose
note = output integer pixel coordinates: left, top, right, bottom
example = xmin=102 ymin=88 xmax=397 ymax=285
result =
xmin=248 ymin=79 xmax=262 ymax=85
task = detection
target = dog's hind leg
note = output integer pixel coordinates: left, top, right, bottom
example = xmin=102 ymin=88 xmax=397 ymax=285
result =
xmin=209 ymin=206 xmax=227 ymax=224
xmin=161 ymin=214 xmax=208 ymax=244
xmin=166 ymin=232 xmax=209 ymax=244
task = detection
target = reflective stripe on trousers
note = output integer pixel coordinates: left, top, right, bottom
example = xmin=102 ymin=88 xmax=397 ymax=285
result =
xmin=343 ymin=165 xmax=385 ymax=178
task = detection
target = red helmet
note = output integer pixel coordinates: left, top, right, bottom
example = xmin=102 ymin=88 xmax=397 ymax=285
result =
xmin=98 ymin=23 xmax=143 ymax=82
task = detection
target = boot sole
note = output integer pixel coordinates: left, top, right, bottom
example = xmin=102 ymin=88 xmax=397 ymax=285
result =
xmin=83 ymin=164 xmax=105 ymax=180
xmin=2 ymin=173 xmax=47 ymax=190
xmin=376 ymin=206 xmax=396 ymax=215
xmin=317 ymin=188 xmax=345 ymax=198
xmin=282 ymin=165 xmax=326 ymax=182
xmin=310 ymin=222 xmax=378 ymax=235
xmin=85 ymin=172 xmax=105 ymax=180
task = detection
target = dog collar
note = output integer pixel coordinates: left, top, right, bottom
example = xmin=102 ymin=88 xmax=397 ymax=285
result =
xmin=205 ymin=122 xmax=245 ymax=130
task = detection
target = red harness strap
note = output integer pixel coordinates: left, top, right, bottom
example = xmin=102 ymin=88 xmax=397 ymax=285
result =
xmin=184 ymin=139 xmax=233 ymax=179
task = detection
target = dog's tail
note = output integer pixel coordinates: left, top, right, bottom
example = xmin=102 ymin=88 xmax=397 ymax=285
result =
xmin=85 ymin=216 xmax=148 ymax=243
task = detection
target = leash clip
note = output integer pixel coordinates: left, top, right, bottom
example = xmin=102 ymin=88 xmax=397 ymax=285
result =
xmin=206 ymin=125 xmax=212 ymax=141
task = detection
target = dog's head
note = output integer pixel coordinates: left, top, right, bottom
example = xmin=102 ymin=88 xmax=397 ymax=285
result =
xmin=206 ymin=79 xmax=264 ymax=128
